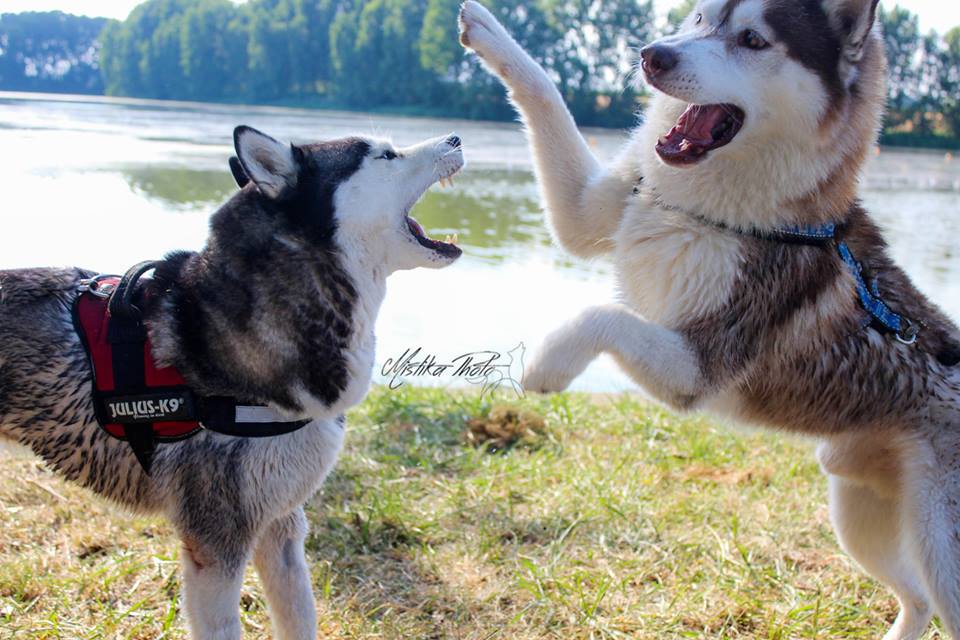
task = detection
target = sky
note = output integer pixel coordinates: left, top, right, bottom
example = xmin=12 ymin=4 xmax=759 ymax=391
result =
xmin=0 ymin=0 xmax=958 ymax=34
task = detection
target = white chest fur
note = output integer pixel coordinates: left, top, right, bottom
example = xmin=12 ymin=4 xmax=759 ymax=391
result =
xmin=613 ymin=194 xmax=743 ymax=329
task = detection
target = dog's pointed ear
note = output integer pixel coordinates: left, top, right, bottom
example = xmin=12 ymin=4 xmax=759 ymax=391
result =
xmin=228 ymin=156 xmax=250 ymax=189
xmin=233 ymin=126 xmax=298 ymax=200
xmin=825 ymin=0 xmax=881 ymax=64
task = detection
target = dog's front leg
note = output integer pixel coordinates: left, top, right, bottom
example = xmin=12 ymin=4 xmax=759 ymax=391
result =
xmin=459 ymin=2 xmax=633 ymax=259
xmin=180 ymin=536 xmax=248 ymax=640
xmin=523 ymin=305 xmax=703 ymax=407
xmin=253 ymin=508 xmax=317 ymax=640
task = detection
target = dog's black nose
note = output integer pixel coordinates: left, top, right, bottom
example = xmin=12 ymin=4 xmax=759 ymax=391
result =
xmin=446 ymin=134 xmax=462 ymax=149
xmin=640 ymin=45 xmax=678 ymax=77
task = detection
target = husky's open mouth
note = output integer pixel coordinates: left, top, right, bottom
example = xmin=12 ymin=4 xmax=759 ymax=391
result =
xmin=405 ymin=158 xmax=465 ymax=259
xmin=656 ymin=104 xmax=745 ymax=167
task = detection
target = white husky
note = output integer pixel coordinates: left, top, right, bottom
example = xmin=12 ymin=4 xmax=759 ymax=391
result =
xmin=460 ymin=1 xmax=960 ymax=638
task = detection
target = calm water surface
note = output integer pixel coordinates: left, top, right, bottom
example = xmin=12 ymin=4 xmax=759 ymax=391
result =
xmin=2 ymin=92 xmax=959 ymax=392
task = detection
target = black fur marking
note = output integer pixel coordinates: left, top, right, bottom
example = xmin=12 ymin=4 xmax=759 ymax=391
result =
xmin=764 ymin=0 xmax=845 ymax=99
xmin=682 ymin=239 xmax=844 ymax=385
xmin=938 ymin=343 xmax=960 ymax=368
xmin=285 ymin=138 xmax=372 ymax=245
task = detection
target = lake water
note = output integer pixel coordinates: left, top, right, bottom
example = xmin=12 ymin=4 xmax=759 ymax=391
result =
xmin=2 ymin=92 xmax=959 ymax=393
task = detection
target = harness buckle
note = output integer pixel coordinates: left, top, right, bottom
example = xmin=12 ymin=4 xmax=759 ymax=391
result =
xmin=78 ymin=275 xmax=118 ymax=299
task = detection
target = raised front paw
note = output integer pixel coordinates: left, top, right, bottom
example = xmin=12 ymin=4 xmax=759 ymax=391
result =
xmin=522 ymin=341 xmax=594 ymax=395
xmin=522 ymin=355 xmax=577 ymax=395
xmin=459 ymin=2 xmax=517 ymax=68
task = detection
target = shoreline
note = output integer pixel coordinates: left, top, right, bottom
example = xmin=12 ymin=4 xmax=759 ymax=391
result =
xmin=4 ymin=90 xmax=959 ymax=152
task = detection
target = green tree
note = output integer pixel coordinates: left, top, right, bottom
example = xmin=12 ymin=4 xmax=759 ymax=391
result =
xmin=913 ymin=30 xmax=948 ymax=136
xmin=180 ymin=0 xmax=246 ymax=100
xmin=419 ymin=0 xmax=460 ymax=76
xmin=246 ymin=1 xmax=293 ymax=100
xmin=0 ymin=12 xmax=111 ymax=94
xmin=940 ymin=27 xmax=960 ymax=136
xmin=543 ymin=0 xmax=655 ymax=122
xmin=101 ymin=0 xmax=193 ymax=99
xmin=880 ymin=5 xmax=921 ymax=128
xmin=331 ymin=0 xmax=438 ymax=107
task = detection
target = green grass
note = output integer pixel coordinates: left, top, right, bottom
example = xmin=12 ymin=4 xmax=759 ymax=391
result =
xmin=0 ymin=387 xmax=944 ymax=638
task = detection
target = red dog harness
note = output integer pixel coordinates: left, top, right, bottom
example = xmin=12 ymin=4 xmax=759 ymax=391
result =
xmin=73 ymin=261 xmax=310 ymax=474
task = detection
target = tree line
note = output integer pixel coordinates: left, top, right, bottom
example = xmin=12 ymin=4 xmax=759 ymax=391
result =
xmin=0 ymin=1 xmax=958 ymax=141
xmin=879 ymin=5 xmax=960 ymax=148
xmin=95 ymin=0 xmax=653 ymax=127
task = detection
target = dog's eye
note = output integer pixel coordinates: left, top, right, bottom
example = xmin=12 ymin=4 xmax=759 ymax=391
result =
xmin=694 ymin=13 xmax=703 ymax=25
xmin=377 ymin=150 xmax=399 ymax=160
xmin=738 ymin=29 xmax=769 ymax=50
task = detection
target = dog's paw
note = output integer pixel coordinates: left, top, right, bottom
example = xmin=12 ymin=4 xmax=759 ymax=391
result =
xmin=522 ymin=343 xmax=592 ymax=395
xmin=459 ymin=2 xmax=518 ymax=68
xmin=522 ymin=359 xmax=576 ymax=395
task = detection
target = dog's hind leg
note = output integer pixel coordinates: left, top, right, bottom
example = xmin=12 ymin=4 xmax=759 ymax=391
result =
xmin=822 ymin=471 xmax=932 ymax=640
xmin=179 ymin=534 xmax=249 ymax=640
xmin=459 ymin=1 xmax=634 ymax=259
xmin=253 ymin=507 xmax=317 ymax=640
xmin=900 ymin=431 xmax=960 ymax=638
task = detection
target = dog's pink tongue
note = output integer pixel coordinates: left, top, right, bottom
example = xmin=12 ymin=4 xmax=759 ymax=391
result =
xmin=676 ymin=104 xmax=725 ymax=145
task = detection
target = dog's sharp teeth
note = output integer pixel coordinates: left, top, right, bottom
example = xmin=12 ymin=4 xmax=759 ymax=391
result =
xmin=444 ymin=235 xmax=453 ymax=244
xmin=452 ymin=233 xmax=459 ymax=245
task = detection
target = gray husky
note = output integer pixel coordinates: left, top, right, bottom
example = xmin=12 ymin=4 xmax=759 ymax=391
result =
xmin=0 ymin=126 xmax=464 ymax=639
xmin=460 ymin=0 xmax=960 ymax=637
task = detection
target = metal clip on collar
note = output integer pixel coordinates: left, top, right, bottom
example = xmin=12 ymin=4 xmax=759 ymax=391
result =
xmin=78 ymin=275 xmax=120 ymax=299
xmin=897 ymin=322 xmax=919 ymax=346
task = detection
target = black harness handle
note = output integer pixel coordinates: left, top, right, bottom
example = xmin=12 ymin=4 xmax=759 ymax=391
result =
xmin=108 ymin=260 xmax=159 ymax=320
xmin=107 ymin=261 xmax=161 ymax=473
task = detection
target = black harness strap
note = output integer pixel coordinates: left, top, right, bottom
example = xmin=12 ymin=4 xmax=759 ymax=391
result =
xmin=107 ymin=262 xmax=160 ymax=473
xmin=199 ymin=397 xmax=311 ymax=438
